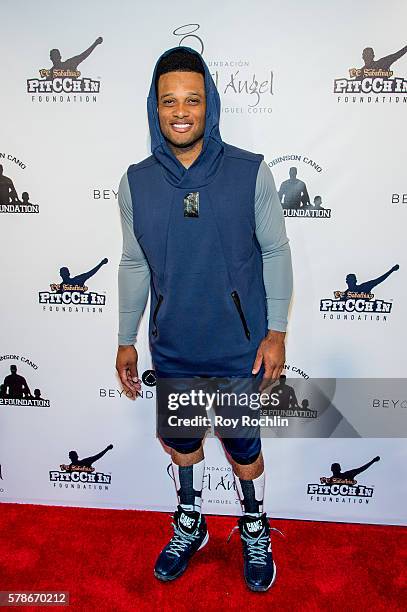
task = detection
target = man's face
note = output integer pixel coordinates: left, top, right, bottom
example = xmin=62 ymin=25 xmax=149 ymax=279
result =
xmin=157 ymin=71 xmax=206 ymax=149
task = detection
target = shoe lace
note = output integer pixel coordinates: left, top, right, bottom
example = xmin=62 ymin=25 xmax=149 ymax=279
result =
xmin=166 ymin=521 xmax=201 ymax=558
xmin=227 ymin=524 xmax=285 ymax=566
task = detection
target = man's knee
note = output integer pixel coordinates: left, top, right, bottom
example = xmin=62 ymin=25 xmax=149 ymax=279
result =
xmin=223 ymin=438 xmax=262 ymax=465
xmin=161 ymin=436 xmax=203 ymax=455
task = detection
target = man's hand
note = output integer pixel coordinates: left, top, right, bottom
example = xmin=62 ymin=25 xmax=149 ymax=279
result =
xmin=116 ymin=345 xmax=141 ymax=399
xmin=252 ymin=330 xmax=286 ymax=392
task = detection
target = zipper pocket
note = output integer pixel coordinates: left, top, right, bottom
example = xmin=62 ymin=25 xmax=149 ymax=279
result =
xmin=152 ymin=294 xmax=163 ymax=337
xmin=231 ymin=291 xmax=251 ymax=340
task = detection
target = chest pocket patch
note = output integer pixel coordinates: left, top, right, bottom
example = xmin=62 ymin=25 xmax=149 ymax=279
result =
xmin=184 ymin=192 xmax=199 ymax=217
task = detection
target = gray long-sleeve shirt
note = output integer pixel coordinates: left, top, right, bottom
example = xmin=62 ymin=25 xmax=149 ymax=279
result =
xmin=118 ymin=160 xmax=293 ymax=346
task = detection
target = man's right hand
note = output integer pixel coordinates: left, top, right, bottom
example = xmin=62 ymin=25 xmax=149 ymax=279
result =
xmin=116 ymin=345 xmax=141 ymax=399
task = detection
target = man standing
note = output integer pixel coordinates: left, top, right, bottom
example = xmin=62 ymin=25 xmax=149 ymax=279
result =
xmin=278 ymin=167 xmax=310 ymax=210
xmin=0 ymin=165 xmax=19 ymax=206
xmin=116 ymin=47 xmax=293 ymax=592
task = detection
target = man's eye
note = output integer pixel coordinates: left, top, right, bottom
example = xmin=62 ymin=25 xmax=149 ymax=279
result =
xmin=188 ymin=98 xmax=200 ymax=104
xmin=162 ymin=99 xmax=174 ymax=105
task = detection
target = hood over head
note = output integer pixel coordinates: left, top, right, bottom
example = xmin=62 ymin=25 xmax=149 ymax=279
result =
xmin=147 ymin=46 xmax=224 ymax=188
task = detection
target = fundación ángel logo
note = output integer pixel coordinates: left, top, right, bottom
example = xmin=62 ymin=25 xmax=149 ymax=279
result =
xmin=268 ymin=154 xmax=331 ymax=219
xmin=0 ymin=155 xmax=39 ymax=214
xmin=49 ymin=444 xmax=113 ymax=491
xmin=172 ymin=24 xmax=274 ymax=115
xmin=167 ymin=462 xmax=239 ymax=508
xmin=334 ymin=42 xmax=407 ymax=103
xmin=38 ymin=257 xmax=108 ymax=313
xmin=307 ymin=455 xmax=381 ymax=505
xmin=320 ymin=264 xmax=399 ymax=322
xmin=0 ymin=355 xmax=50 ymax=407
xmin=27 ymin=36 xmax=103 ymax=103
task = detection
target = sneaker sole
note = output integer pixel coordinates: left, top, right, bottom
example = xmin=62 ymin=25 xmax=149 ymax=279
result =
xmin=246 ymin=560 xmax=277 ymax=592
xmin=153 ymin=531 xmax=209 ymax=582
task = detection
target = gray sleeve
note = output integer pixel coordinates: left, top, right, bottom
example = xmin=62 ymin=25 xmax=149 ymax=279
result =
xmin=254 ymin=160 xmax=293 ymax=332
xmin=117 ymin=171 xmax=150 ymax=345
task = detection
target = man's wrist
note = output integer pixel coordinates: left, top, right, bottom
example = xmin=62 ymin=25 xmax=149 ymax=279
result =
xmin=266 ymin=329 xmax=286 ymax=342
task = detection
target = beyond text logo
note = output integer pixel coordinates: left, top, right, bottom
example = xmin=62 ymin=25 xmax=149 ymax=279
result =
xmin=173 ymin=24 xmax=274 ymax=114
xmin=27 ymin=37 xmax=103 ymax=103
xmin=307 ymin=456 xmax=380 ymax=504
xmin=49 ymin=444 xmax=113 ymax=491
xmin=320 ymin=265 xmax=399 ymax=322
xmin=334 ymin=42 xmax=407 ymax=104
xmin=39 ymin=257 xmax=108 ymax=313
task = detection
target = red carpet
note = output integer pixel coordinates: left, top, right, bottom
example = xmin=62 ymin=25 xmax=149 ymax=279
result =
xmin=0 ymin=503 xmax=406 ymax=611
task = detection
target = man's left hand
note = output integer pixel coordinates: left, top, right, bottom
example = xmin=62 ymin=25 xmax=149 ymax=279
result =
xmin=252 ymin=330 xmax=286 ymax=392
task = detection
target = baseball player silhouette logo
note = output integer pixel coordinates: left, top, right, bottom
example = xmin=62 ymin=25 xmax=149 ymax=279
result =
xmin=62 ymin=444 xmax=113 ymax=472
xmin=39 ymin=257 xmax=108 ymax=308
xmin=50 ymin=444 xmax=113 ymax=486
xmin=335 ymin=41 xmax=407 ymax=96
xmin=334 ymin=265 xmax=399 ymax=300
xmin=322 ymin=456 xmax=380 ymax=485
xmin=321 ymin=264 xmax=398 ymax=316
xmin=351 ymin=43 xmax=407 ymax=79
xmin=54 ymin=258 xmax=108 ymax=293
xmin=27 ymin=36 xmax=103 ymax=97
xmin=40 ymin=37 xmax=103 ymax=80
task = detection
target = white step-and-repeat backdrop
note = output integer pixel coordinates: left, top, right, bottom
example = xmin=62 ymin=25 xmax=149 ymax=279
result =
xmin=1 ymin=0 xmax=406 ymax=526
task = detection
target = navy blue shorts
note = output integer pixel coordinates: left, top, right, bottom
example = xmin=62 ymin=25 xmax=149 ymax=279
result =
xmin=156 ymin=367 xmax=265 ymax=465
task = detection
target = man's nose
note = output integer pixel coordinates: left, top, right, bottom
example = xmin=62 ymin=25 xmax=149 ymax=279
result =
xmin=173 ymin=103 xmax=189 ymax=118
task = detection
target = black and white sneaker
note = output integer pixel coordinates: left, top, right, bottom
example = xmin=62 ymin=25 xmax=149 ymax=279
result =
xmin=154 ymin=505 xmax=209 ymax=582
xmin=231 ymin=513 xmax=283 ymax=592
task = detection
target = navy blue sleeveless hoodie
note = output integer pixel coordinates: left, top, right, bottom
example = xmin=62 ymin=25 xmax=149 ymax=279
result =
xmin=127 ymin=46 xmax=268 ymax=376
